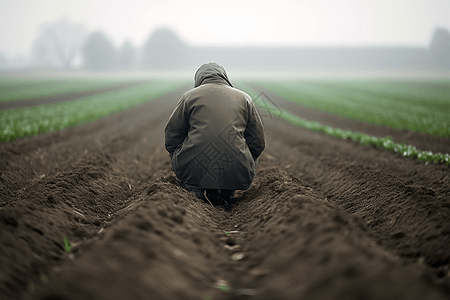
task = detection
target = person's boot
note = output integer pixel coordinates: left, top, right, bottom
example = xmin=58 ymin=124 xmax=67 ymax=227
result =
xmin=204 ymin=189 xmax=222 ymax=206
xmin=220 ymin=190 xmax=239 ymax=208
xmin=204 ymin=190 xmax=231 ymax=211
xmin=219 ymin=198 xmax=231 ymax=211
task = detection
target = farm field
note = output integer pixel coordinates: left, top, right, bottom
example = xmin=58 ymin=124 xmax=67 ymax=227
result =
xmin=237 ymin=81 xmax=449 ymax=165
xmin=0 ymin=72 xmax=449 ymax=300
xmin=253 ymin=78 xmax=450 ymax=137
xmin=0 ymin=79 xmax=187 ymax=142
xmin=0 ymin=76 xmax=146 ymax=103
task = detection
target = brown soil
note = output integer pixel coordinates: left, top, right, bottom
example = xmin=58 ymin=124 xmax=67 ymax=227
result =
xmin=0 ymin=83 xmax=449 ymax=300
xmin=0 ymin=81 xmax=148 ymax=110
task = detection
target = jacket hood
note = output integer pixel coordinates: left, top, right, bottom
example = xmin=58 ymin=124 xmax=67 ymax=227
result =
xmin=194 ymin=62 xmax=233 ymax=88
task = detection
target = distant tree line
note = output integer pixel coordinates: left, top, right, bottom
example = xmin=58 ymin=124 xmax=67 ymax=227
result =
xmin=28 ymin=19 xmax=190 ymax=71
xmin=30 ymin=19 xmax=138 ymax=71
xmin=2 ymin=18 xmax=447 ymax=71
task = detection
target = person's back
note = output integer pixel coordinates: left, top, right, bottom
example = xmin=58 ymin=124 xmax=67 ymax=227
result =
xmin=164 ymin=62 xmax=265 ymax=209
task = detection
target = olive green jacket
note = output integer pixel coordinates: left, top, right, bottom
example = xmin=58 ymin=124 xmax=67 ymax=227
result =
xmin=164 ymin=62 xmax=265 ymax=190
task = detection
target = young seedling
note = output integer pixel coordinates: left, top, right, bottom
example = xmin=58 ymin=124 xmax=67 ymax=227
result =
xmin=216 ymin=279 xmax=230 ymax=292
xmin=63 ymin=236 xmax=71 ymax=253
xmin=218 ymin=286 xmax=230 ymax=292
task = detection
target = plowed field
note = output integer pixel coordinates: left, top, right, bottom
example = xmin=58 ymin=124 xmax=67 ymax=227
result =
xmin=1 ymin=80 xmax=449 ymax=300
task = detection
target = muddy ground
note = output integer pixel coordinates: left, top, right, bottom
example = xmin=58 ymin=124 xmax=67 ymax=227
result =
xmin=0 ymin=82 xmax=449 ymax=300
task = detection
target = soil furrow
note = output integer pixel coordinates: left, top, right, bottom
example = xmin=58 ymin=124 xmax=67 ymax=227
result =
xmin=258 ymin=110 xmax=450 ymax=280
xmin=1 ymin=82 xmax=449 ymax=299
xmin=223 ymin=166 xmax=447 ymax=300
xmin=27 ymin=162 xmax=450 ymax=300
xmin=0 ymin=85 xmax=190 ymax=206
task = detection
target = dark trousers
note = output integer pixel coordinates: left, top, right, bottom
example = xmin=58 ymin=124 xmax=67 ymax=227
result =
xmin=182 ymin=183 xmax=235 ymax=202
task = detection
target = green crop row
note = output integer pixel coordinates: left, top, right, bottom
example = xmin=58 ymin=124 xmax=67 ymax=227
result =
xmin=237 ymin=82 xmax=450 ymax=166
xmin=256 ymin=79 xmax=450 ymax=138
xmin=0 ymin=80 xmax=186 ymax=142
xmin=0 ymin=77 xmax=142 ymax=102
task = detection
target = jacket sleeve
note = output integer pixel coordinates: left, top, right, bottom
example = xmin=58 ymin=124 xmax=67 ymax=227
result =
xmin=164 ymin=96 xmax=189 ymax=158
xmin=244 ymin=100 xmax=265 ymax=161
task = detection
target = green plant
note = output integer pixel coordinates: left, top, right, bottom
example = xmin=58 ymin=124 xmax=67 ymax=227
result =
xmin=63 ymin=236 xmax=71 ymax=253
xmin=237 ymin=82 xmax=450 ymax=166
xmin=257 ymin=79 xmax=450 ymax=137
xmin=0 ymin=80 xmax=186 ymax=142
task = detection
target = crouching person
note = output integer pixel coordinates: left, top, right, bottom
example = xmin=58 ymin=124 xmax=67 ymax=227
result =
xmin=164 ymin=62 xmax=265 ymax=210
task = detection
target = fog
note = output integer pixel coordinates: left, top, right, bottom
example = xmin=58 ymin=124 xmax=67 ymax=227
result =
xmin=2 ymin=26 xmax=449 ymax=72
xmin=0 ymin=0 xmax=449 ymax=72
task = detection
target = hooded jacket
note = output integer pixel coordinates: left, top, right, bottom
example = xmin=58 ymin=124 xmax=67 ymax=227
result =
xmin=164 ymin=62 xmax=265 ymax=190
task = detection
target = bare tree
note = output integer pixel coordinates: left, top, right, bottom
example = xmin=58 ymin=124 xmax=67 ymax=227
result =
xmin=32 ymin=18 xmax=87 ymax=70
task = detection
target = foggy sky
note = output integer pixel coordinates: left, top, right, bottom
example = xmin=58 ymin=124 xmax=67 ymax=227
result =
xmin=1 ymin=0 xmax=449 ymax=58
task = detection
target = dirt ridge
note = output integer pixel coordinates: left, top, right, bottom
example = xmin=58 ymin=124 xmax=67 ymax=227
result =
xmin=1 ymin=83 xmax=449 ymax=299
